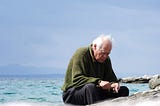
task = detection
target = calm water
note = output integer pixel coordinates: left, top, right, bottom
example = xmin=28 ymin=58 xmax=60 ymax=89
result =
xmin=0 ymin=77 xmax=150 ymax=105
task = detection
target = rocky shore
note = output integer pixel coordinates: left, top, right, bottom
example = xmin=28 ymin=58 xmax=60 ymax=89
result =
xmin=93 ymin=74 xmax=160 ymax=106
xmin=119 ymin=74 xmax=160 ymax=83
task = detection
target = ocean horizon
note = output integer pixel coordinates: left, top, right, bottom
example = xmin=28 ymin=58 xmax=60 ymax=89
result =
xmin=0 ymin=74 xmax=65 ymax=79
xmin=0 ymin=74 xmax=151 ymax=106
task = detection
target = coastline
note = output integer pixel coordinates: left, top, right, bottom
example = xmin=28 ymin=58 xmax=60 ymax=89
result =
xmin=93 ymin=74 xmax=160 ymax=106
xmin=0 ymin=74 xmax=159 ymax=106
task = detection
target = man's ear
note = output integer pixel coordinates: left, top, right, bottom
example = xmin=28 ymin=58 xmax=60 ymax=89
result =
xmin=93 ymin=44 xmax=97 ymax=50
xmin=94 ymin=44 xmax=96 ymax=48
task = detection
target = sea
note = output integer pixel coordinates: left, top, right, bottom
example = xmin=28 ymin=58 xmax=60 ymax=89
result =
xmin=0 ymin=74 xmax=151 ymax=106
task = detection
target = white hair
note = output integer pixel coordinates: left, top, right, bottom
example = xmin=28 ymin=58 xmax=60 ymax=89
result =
xmin=92 ymin=34 xmax=113 ymax=50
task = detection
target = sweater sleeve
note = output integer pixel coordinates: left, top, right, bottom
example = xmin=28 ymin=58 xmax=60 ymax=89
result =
xmin=104 ymin=57 xmax=118 ymax=82
xmin=71 ymin=52 xmax=100 ymax=88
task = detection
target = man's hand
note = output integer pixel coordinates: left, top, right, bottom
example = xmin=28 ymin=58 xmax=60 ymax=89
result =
xmin=99 ymin=80 xmax=111 ymax=90
xmin=99 ymin=81 xmax=120 ymax=93
xmin=111 ymin=82 xmax=120 ymax=93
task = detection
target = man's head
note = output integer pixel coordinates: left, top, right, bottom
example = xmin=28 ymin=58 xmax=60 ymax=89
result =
xmin=92 ymin=34 xmax=113 ymax=63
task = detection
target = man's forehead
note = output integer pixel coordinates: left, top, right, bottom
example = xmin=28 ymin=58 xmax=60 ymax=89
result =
xmin=101 ymin=42 xmax=112 ymax=48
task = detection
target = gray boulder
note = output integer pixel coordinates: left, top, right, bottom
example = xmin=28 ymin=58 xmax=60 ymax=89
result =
xmin=149 ymin=75 xmax=160 ymax=89
xmin=93 ymin=89 xmax=160 ymax=106
xmin=119 ymin=75 xmax=160 ymax=83
xmin=119 ymin=75 xmax=153 ymax=83
xmin=93 ymin=75 xmax=160 ymax=106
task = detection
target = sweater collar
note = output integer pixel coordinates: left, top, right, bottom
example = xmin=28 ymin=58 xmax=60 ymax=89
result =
xmin=89 ymin=44 xmax=97 ymax=62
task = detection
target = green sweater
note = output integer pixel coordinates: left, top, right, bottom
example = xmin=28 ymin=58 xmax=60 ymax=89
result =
xmin=61 ymin=46 xmax=118 ymax=91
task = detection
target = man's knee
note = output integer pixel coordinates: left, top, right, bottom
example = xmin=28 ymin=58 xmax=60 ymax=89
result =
xmin=119 ymin=86 xmax=129 ymax=96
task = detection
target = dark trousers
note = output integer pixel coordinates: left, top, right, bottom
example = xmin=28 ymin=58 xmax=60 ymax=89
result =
xmin=62 ymin=83 xmax=129 ymax=105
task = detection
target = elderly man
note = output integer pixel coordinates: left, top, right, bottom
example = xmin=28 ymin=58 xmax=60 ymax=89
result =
xmin=61 ymin=35 xmax=129 ymax=105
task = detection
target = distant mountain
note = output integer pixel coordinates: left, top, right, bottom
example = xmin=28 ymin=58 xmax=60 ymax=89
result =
xmin=0 ymin=64 xmax=65 ymax=75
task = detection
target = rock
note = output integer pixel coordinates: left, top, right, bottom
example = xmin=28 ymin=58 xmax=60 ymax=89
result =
xmin=149 ymin=75 xmax=160 ymax=89
xmin=93 ymin=75 xmax=160 ymax=106
xmin=112 ymin=89 xmax=160 ymax=102
xmin=156 ymin=85 xmax=160 ymax=89
xmin=93 ymin=89 xmax=160 ymax=106
xmin=119 ymin=75 xmax=160 ymax=83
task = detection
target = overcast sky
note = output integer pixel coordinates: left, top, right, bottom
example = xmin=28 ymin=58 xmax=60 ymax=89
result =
xmin=0 ymin=0 xmax=160 ymax=77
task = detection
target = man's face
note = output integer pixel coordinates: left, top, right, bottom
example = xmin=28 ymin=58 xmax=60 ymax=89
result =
xmin=93 ymin=42 xmax=112 ymax=63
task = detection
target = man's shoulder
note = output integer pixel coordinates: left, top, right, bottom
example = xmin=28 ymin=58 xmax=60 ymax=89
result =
xmin=75 ymin=46 xmax=89 ymax=53
xmin=73 ymin=46 xmax=89 ymax=58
